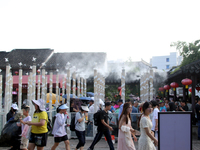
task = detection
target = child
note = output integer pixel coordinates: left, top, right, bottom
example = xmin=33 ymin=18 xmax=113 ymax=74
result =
xmin=18 ymin=105 xmax=32 ymax=150
xmin=51 ymin=104 xmax=70 ymax=150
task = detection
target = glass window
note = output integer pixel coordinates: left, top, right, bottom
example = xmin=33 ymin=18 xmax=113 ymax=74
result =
xmin=166 ymin=58 xmax=169 ymax=62
xmin=166 ymin=65 xmax=170 ymax=69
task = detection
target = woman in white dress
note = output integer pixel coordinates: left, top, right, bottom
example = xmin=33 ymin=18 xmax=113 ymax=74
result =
xmin=138 ymin=102 xmax=158 ymax=150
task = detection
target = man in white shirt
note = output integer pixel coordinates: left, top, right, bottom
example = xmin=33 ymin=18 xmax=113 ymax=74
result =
xmin=151 ymin=100 xmax=159 ymax=140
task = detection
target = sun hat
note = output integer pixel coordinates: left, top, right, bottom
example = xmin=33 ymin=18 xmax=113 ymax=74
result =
xmin=11 ymin=104 xmax=19 ymax=110
xmin=81 ymin=105 xmax=89 ymax=112
xmin=59 ymin=104 xmax=69 ymax=110
xmin=32 ymin=99 xmax=46 ymax=111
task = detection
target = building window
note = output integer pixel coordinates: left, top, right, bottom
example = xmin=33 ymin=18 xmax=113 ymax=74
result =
xmin=166 ymin=65 xmax=170 ymax=69
xmin=166 ymin=58 xmax=169 ymax=62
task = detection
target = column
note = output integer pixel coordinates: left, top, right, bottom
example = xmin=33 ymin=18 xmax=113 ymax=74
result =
xmin=37 ymin=70 xmax=41 ymax=100
xmin=0 ymin=71 xmax=2 ymax=111
xmin=77 ymin=75 xmax=80 ymax=97
xmin=66 ymin=69 xmax=71 ymax=107
xmin=49 ymin=71 xmax=53 ymax=119
xmin=41 ymin=68 xmax=46 ymax=101
xmin=18 ymin=67 xmax=22 ymax=111
xmin=94 ymin=69 xmax=98 ymax=112
xmin=62 ymin=76 xmax=65 ymax=103
xmin=72 ymin=72 xmax=76 ymax=98
xmin=121 ymin=68 xmax=125 ymax=103
xmin=81 ymin=77 xmax=83 ymax=97
xmin=56 ymin=71 xmax=59 ymax=108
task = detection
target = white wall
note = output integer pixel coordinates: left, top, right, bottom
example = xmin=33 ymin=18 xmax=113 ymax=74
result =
xmin=151 ymin=52 xmax=178 ymax=71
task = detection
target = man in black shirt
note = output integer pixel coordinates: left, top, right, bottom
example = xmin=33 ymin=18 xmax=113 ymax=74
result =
xmin=178 ymin=100 xmax=188 ymax=111
xmin=195 ymin=98 xmax=200 ymax=140
xmin=87 ymin=102 xmax=114 ymax=150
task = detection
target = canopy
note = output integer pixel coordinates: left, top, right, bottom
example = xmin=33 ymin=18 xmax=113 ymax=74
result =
xmin=87 ymin=92 xmax=94 ymax=97
xmin=79 ymin=97 xmax=92 ymax=101
xmin=46 ymin=93 xmax=62 ymax=104
xmin=62 ymin=94 xmax=77 ymax=99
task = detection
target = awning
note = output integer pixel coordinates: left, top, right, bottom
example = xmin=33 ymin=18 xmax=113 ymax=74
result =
xmin=13 ymin=75 xmax=66 ymax=89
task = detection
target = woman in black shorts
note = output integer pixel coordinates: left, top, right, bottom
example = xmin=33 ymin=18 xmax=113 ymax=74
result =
xmin=51 ymin=104 xmax=70 ymax=150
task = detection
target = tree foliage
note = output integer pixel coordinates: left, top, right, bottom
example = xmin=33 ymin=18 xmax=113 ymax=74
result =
xmin=170 ymin=39 xmax=200 ymax=67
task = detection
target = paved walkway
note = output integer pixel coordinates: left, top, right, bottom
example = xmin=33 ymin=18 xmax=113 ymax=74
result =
xmin=0 ymin=136 xmax=200 ymax=150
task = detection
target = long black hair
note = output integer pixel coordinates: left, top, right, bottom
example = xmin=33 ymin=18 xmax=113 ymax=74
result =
xmin=119 ymin=102 xmax=132 ymax=124
xmin=138 ymin=102 xmax=150 ymax=128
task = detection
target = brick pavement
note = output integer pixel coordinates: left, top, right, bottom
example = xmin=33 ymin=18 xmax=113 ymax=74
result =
xmin=0 ymin=136 xmax=200 ymax=150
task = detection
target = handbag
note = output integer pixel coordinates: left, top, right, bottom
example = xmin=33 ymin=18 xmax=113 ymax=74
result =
xmin=21 ymin=125 xmax=31 ymax=139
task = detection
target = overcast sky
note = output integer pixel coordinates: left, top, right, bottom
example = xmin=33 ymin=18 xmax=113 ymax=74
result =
xmin=0 ymin=0 xmax=200 ymax=63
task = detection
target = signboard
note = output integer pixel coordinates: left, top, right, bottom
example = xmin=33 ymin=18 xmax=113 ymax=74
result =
xmin=158 ymin=112 xmax=192 ymax=150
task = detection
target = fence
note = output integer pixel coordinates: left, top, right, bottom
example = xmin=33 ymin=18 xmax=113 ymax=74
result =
xmin=0 ymin=111 xmax=142 ymax=139
xmin=70 ymin=112 xmax=142 ymax=139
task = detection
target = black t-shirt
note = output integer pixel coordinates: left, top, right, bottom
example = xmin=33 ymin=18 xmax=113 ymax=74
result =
xmin=98 ymin=110 xmax=109 ymax=131
xmin=179 ymin=105 xmax=188 ymax=111
xmin=195 ymin=104 xmax=200 ymax=120
xmin=70 ymin=107 xmax=74 ymax=112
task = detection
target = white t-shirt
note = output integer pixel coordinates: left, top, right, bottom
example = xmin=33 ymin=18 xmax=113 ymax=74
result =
xmin=151 ymin=107 xmax=159 ymax=131
xmin=21 ymin=116 xmax=32 ymax=132
xmin=75 ymin=112 xmax=85 ymax=131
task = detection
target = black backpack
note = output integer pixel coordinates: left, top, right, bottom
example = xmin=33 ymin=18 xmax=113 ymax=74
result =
xmin=70 ymin=112 xmax=81 ymax=131
xmin=93 ymin=110 xmax=102 ymax=126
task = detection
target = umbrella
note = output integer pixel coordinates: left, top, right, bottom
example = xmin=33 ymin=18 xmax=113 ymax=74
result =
xmin=79 ymin=97 xmax=92 ymax=101
xmin=87 ymin=92 xmax=94 ymax=97
xmin=62 ymin=94 xmax=77 ymax=99
xmin=46 ymin=93 xmax=62 ymax=104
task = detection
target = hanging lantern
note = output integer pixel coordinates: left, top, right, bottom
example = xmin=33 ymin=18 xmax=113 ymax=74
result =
xmin=170 ymin=82 xmax=179 ymax=91
xmin=164 ymin=85 xmax=171 ymax=92
xmin=159 ymin=87 xmax=165 ymax=94
xmin=181 ymin=78 xmax=192 ymax=89
xmin=15 ymin=71 xmax=19 ymax=75
xmin=196 ymin=87 xmax=200 ymax=92
xmin=189 ymin=88 xmax=192 ymax=93
xmin=118 ymin=87 xmax=121 ymax=92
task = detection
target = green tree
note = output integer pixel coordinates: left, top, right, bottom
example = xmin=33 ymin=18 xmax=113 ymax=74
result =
xmin=170 ymin=39 xmax=200 ymax=67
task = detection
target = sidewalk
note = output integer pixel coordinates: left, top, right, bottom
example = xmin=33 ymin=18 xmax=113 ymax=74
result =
xmin=0 ymin=136 xmax=200 ymax=150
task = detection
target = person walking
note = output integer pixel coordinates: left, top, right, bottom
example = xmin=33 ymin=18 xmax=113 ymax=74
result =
xmin=51 ymin=104 xmax=70 ymax=150
xmin=17 ymin=105 xmax=32 ymax=150
xmin=75 ymin=104 xmax=89 ymax=150
xmin=7 ymin=103 xmax=19 ymax=122
xmin=138 ymin=102 xmax=158 ymax=150
xmin=26 ymin=99 xmax=48 ymax=150
xmin=195 ymin=98 xmax=200 ymax=140
xmin=117 ymin=103 xmax=137 ymax=150
xmin=118 ymin=99 xmax=124 ymax=119
xmin=87 ymin=102 xmax=114 ymax=150
xmin=151 ymin=101 xmax=159 ymax=140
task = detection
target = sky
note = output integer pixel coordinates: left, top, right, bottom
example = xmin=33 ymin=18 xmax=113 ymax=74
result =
xmin=0 ymin=0 xmax=200 ymax=63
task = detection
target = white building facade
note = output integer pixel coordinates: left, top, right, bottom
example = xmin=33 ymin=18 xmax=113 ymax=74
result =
xmin=150 ymin=52 xmax=182 ymax=71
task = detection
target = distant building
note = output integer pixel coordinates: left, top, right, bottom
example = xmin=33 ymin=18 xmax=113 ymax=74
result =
xmin=150 ymin=52 xmax=182 ymax=71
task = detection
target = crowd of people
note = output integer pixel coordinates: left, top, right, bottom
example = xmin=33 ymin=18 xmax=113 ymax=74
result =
xmin=3 ymin=95 xmax=200 ymax=150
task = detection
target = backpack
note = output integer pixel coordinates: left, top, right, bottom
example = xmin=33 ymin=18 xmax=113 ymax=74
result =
xmin=93 ymin=110 xmax=102 ymax=126
xmin=47 ymin=117 xmax=52 ymax=132
xmin=70 ymin=112 xmax=81 ymax=131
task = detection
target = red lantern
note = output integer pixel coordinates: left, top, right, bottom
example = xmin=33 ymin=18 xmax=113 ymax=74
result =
xmin=71 ymin=87 xmax=78 ymax=90
xmin=164 ymin=85 xmax=171 ymax=92
xmin=159 ymin=87 xmax=164 ymax=91
xmin=196 ymin=87 xmax=200 ymax=92
xmin=170 ymin=82 xmax=179 ymax=91
xmin=181 ymin=78 xmax=192 ymax=89
xmin=118 ymin=87 xmax=121 ymax=92
xmin=15 ymin=71 xmax=18 ymax=75
xmin=189 ymin=88 xmax=192 ymax=93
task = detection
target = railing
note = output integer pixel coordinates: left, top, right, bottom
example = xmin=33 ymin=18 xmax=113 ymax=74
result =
xmin=0 ymin=110 xmax=142 ymax=139
xmin=70 ymin=112 xmax=142 ymax=139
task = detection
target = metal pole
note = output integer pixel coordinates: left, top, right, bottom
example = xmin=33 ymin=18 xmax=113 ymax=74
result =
xmin=49 ymin=71 xmax=53 ymax=119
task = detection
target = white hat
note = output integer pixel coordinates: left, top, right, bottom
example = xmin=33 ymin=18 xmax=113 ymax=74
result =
xmin=81 ymin=105 xmax=89 ymax=112
xmin=98 ymin=99 xmax=105 ymax=106
xmin=32 ymin=99 xmax=46 ymax=111
xmin=11 ymin=104 xmax=18 ymax=110
xmin=59 ymin=104 xmax=69 ymax=110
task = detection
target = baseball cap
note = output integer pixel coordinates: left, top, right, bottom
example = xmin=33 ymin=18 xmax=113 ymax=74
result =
xmin=11 ymin=104 xmax=19 ymax=110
